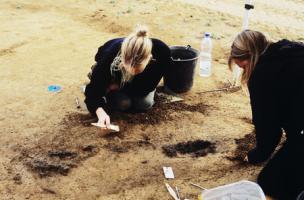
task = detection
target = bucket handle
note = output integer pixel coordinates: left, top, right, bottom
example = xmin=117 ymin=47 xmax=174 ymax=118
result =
xmin=170 ymin=45 xmax=199 ymax=62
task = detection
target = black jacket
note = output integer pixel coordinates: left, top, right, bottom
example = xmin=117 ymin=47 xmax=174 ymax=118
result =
xmin=84 ymin=38 xmax=171 ymax=114
xmin=247 ymin=40 xmax=304 ymax=164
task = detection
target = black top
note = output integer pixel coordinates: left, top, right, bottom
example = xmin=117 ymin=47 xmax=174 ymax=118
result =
xmin=247 ymin=39 xmax=304 ymax=164
xmin=84 ymin=38 xmax=171 ymax=114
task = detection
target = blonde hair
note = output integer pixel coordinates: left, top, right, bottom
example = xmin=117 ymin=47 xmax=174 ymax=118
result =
xmin=228 ymin=30 xmax=272 ymax=84
xmin=120 ymin=25 xmax=152 ymax=84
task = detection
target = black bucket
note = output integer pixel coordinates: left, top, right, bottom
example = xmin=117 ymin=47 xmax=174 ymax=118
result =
xmin=164 ymin=45 xmax=199 ymax=93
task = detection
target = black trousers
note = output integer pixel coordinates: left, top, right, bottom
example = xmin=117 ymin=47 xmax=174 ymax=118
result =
xmin=257 ymin=140 xmax=304 ymax=200
xmin=106 ymin=90 xmax=155 ymax=112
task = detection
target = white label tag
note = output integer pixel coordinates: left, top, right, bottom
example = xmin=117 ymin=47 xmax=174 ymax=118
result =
xmin=163 ymin=167 xmax=175 ymax=179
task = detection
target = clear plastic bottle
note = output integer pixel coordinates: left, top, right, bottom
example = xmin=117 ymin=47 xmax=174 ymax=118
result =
xmin=199 ymin=32 xmax=212 ymax=77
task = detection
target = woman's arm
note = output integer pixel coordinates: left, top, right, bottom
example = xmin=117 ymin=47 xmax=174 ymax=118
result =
xmin=84 ymin=59 xmax=112 ymax=128
xmin=247 ymin=70 xmax=282 ymax=164
xmin=85 ymin=38 xmax=123 ymax=114
xmin=84 ymin=62 xmax=109 ymax=115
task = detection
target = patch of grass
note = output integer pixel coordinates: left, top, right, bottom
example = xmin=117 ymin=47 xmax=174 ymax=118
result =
xmin=126 ymin=7 xmax=132 ymax=13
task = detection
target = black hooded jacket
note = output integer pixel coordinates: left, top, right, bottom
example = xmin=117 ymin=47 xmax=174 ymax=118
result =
xmin=247 ymin=40 xmax=304 ymax=164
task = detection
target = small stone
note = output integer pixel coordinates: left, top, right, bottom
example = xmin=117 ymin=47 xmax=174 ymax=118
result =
xmin=13 ymin=174 xmax=22 ymax=185
xmin=141 ymin=160 xmax=148 ymax=164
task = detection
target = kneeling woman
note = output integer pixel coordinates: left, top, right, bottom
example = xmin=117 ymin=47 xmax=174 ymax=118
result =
xmin=229 ymin=30 xmax=304 ymax=200
xmin=85 ymin=25 xmax=171 ymax=128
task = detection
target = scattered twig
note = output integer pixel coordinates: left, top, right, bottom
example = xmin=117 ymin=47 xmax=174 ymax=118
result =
xmin=196 ymin=86 xmax=241 ymax=94
xmin=197 ymin=88 xmax=230 ymax=94
xmin=75 ymin=97 xmax=81 ymax=109
xmin=175 ymin=186 xmax=181 ymax=200
xmin=190 ymin=182 xmax=208 ymax=190
xmin=41 ymin=187 xmax=56 ymax=194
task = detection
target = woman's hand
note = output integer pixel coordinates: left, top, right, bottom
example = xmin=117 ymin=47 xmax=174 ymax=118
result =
xmin=96 ymin=107 xmax=111 ymax=129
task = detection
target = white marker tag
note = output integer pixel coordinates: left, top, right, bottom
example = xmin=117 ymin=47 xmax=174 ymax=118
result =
xmin=163 ymin=167 xmax=175 ymax=179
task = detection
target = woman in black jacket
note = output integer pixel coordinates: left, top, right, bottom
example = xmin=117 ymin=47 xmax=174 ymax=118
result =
xmin=229 ymin=30 xmax=304 ymax=200
xmin=84 ymin=25 xmax=171 ymax=128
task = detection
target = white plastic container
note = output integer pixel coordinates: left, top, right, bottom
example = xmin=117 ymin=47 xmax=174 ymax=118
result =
xmin=198 ymin=180 xmax=266 ymax=200
xmin=199 ymin=32 xmax=212 ymax=77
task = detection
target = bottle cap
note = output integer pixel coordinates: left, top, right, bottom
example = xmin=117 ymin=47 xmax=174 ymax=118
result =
xmin=48 ymin=85 xmax=62 ymax=93
xmin=204 ymin=32 xmax=211 ymax=37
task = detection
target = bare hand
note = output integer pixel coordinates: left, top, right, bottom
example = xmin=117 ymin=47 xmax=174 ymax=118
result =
xmin=96 ymin=107 xmax=110 ymax=129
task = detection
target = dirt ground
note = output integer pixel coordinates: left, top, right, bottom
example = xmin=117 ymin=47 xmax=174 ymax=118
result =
xmin=1 ymin=0 xmax=303 ymax=199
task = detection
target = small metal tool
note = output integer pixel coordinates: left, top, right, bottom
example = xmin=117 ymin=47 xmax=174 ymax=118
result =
xmin=75 ymin=97 xmax=81 ymax=109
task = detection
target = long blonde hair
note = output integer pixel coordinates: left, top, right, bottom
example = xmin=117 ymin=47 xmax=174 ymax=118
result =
xmin=120 ymin=25 xmax=152 ymax=84
xmin=228 ymin=30 xmax=272 ymax=84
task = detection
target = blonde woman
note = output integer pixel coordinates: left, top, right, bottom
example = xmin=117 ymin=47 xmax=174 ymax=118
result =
xmin=229 ymin=30 xmax=304 ymax=200
xmin=84 ymin=26 xmax=171 ymax=128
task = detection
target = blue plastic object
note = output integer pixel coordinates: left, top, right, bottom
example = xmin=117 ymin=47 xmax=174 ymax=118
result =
xmin=48 ymin=85 xmax=62 ymax=92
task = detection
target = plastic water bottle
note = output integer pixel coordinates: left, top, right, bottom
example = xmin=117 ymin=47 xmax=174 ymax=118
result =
xmin=199 ymin=32 xmax=212 ymax=77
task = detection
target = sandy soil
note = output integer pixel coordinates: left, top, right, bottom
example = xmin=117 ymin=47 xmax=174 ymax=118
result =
xmin=1 ymin=0 xmax=303 ymax=199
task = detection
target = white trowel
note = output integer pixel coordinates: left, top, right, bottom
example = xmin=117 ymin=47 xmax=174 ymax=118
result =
xmin=91 ymin=123 xmax=120 ymax=132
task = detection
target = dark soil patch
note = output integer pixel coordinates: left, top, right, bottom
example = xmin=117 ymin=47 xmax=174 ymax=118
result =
xmin=82 ymin=145 xmax=97 ymax=152
xmin=27 ymin=159 xmax=72 ymax=177
xmin=104 ymin=135 xmax=154 ymax=154
xmin=15 ymin=112 xmax=104 ymax=178
xmin=227 ymin=132 xmax=256 ymax=162
xmin=21 ymin=145 xmax=99 ymax=177
xmin=162 ymin=140 xmax=216 ymax=157
xmin=13 ymin=173 xmax=22 ymax=185
xmin=48 ymin=150 xmax=78 ymax=159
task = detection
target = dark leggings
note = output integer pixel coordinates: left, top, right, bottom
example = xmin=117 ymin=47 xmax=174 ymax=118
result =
xmin=257 ymin=141 xmax=304 ymax=200
xmin=106 ymin=90 xmax=155 ymax=112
